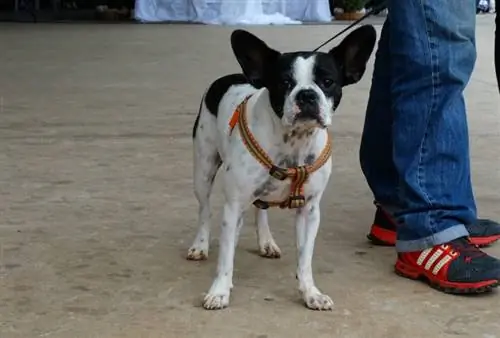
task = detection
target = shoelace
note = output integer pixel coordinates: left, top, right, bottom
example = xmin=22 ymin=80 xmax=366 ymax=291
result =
xmin=447 ymin=237 xmax=485 ymax=259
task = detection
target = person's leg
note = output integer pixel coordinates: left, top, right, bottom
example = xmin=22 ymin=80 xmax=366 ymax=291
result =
xmin=359 ymin=20 xmax=399 ymax=207
xmin=388 ymin=0 xmax=476 ymax=250
xmin=364 ymin=2 xmax=500 ymax=248
xmin=384 ymin=0 xmax=500 ymax=293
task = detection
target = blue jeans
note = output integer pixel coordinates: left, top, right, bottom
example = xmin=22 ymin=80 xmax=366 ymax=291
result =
xmin=359 ymin=0 xmax=478 ymax=252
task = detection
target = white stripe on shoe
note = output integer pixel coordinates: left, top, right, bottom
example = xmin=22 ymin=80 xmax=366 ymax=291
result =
xmin=424 ymin=249 xmax=444 ymax=270
xmin=416 ymin=248 xmax=433 ymax=266
xmin=416 ymin=246 xmax=454 ymax=275
xmin=432 ymin=255 xmax=453 ymax=275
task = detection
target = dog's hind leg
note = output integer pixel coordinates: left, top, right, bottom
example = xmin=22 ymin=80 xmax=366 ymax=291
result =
xmin=187 ymin=105 xmax=221 ymax=261
xmin=255 ymin=208 xmax=281 ymax=258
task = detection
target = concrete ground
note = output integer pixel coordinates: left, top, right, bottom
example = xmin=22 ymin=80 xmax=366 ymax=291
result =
xmin=0 ymin=16 xmax=499 ymax=338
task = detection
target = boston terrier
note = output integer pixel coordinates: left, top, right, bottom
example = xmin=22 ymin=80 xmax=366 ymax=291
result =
xmin=188 ymin=25 xmax=376 ymax=310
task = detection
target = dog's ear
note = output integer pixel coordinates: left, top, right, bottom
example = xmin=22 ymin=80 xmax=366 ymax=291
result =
xmin=231 ymin=30 xmax=281 ymax=88
xmin=328 ymin=25 xmax=377 ymax=87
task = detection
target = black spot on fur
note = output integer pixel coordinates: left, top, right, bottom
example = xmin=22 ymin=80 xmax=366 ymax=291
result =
xmin=210 ymin=155 xmax=222 ymax=185
xmin=278 ymin=157 xmax=298 ymax=168
xmin=305 ymin=154 xmax=315 ymax=165
xmin=204 ymin=74 xmax=249 ymax=117
xmin=253 ymin=180 xmax=277 ymax=198
xmin=214 ymin=153 xmax=222 ymax=165
xmin=192 ymin=99 xmax=204 ymax=138
xmin=226 ymin=164 xmax=231 ymax=172
xmin=306 ymin=195 xmax=315 ymax=203
xmin=289 ymin=128 xmax=315 ymax=141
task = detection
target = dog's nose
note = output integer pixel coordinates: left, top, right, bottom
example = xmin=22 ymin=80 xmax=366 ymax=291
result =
xmin=296 ymin=89 xmax=318 ymax=105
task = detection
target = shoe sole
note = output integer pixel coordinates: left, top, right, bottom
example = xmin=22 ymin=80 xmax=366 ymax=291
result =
xmin=470 ymin=235 xmax=500 ymax=247
xmin=366 ymin=225 xmax=396 ymax=246
xmin=366 ymin=233 xmax=394 ymax=246
xmin=395 ymin=259 xmax=500 ymax=294
xmin=368 ymin=227 xmax=500 ymax=248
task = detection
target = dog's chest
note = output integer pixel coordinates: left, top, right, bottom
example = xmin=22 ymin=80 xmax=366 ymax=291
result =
xmin=249 ymin=152 xmax=318 ymax=202
xmin=252 ymin=176 xmax=291 ymax=202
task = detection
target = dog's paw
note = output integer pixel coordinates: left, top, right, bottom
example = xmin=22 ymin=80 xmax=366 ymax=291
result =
xmin=186 ymin=246 xmax=208 ymax=261
xmin=303 ymin=288 xmax=334 ymax=311
xmin=203 ymin=293 xmax=230 ymax=310
xmin=259 ymin=240 xmax=281 ymax=259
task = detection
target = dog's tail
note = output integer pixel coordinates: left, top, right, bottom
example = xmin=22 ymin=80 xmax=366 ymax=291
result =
xmin=192 ymin=89 xmax=209 ymax=139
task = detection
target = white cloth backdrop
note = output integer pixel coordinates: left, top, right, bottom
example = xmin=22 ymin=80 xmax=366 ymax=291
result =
xmin=134 ymin=0 xmax=332 ymax=24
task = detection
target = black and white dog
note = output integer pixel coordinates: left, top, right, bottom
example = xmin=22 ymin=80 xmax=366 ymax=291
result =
xmin=189 ymin=26 xmax=376 ymax=310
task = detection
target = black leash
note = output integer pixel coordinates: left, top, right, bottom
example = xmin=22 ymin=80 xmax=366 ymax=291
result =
xmin=312 ymin=1 xmax=387 ymax=52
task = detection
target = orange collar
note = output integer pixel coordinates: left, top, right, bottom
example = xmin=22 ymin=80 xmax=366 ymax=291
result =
xmin=229 ymin=96 xmax=333 ymax=209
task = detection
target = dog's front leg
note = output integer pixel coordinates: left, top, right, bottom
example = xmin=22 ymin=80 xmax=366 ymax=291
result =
xmin=255 ymin=209 xmax=281 ymax=258
xmin=295 ymin=201 xmax=333 ymax=311
xmin=203 ymin=202 xmax=241 ymax=310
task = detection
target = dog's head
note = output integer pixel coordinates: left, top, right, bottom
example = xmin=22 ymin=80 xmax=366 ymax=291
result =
xmin=231 ymin=25 xmax=376 ymax=130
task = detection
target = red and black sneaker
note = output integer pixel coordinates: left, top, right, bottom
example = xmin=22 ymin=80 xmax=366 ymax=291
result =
xmin=367 ymin=205 xmax=500 ymax=247
xmin=395 ymin=237 xmax=500 ymax=294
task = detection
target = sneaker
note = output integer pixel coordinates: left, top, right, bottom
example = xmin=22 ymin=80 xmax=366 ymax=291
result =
xmin=395 ymin=237 xmax=500 ymax=293
xmin=367 ymin=205 xmax=500 ymax=247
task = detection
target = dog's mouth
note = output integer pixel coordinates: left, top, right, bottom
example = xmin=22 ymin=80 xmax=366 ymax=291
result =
xmin=293 ymin=111 xmax=326 ymax=129
xmin=291 ymin=102 xmax=326 ymax=128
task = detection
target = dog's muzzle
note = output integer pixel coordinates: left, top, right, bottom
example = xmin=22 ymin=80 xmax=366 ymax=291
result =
xmin=294 ymin=89 xmax=323 ymax=126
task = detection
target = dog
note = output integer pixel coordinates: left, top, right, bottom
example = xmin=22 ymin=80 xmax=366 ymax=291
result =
xmin=188 ymin=25 xmax=376 ymax=310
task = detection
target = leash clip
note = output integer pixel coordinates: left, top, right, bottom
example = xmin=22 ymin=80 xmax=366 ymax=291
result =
xmin=253 ymin=200 xmax=270 ymax=209
xmin=269 ymin=165 xmax=288 ymax=181
xmin=283 ymin=195 xmax=306 ymax=209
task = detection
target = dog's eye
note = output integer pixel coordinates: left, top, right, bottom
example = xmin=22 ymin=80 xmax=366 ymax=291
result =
xmin=322 ymin=79 xmax=334 ymax=88
xmin=281 ymin=79 xmax=293 ymax=90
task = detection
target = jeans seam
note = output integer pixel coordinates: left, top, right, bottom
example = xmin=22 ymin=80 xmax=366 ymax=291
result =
xmin=416 ymin=0 xmax=437 ymax=209
xmin=414 ymin=0 xmax=439 ymax=231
